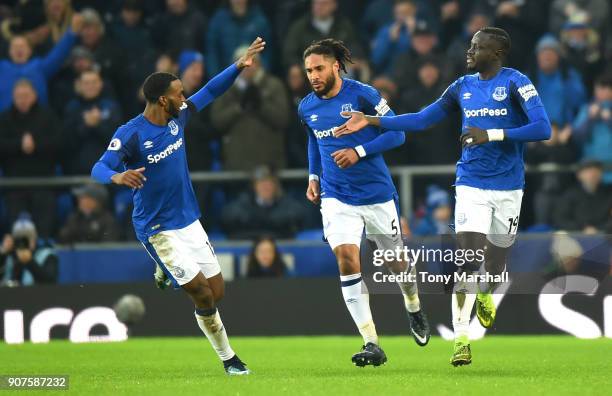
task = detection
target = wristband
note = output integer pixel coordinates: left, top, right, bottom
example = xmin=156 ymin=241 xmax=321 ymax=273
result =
xmin=354 ymin=145 xmax=366 ymax=158
xmin=487 ymin=129 xmax=505 ymax=142
xmin=309 ymin=174 xmax=320 ymax=182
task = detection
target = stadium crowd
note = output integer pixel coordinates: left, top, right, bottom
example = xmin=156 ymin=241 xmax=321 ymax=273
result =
xmin=0 ymin=0 xmax=611 ymax=244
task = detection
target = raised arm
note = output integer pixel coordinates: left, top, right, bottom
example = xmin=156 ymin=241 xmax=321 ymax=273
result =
xmin=188 ymin=37 xmax=266 ymax=112
xmin=40 ymin=14 xmax=82 ymax=78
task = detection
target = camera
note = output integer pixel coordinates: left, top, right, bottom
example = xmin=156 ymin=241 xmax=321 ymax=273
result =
xmin=13 ymin=237 xmax=30 ymax=250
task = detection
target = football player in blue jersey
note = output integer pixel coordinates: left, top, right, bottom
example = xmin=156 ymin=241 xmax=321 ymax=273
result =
xmin=91 ymin=38 xmax=266 ymax=375
xmin=336 ymin=27 xmax=552 ymax=366
xmin=300 ymin=39 xmax=431 ymax=367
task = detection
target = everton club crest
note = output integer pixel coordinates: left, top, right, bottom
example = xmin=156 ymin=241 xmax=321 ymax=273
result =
xmin=492 ymin=86 xmax=507 ymax=101
xmin=340 ymin=103 xmax=353 ymax=118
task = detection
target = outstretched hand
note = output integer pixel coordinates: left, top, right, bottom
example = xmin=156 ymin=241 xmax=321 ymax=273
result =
xmin=334 ymin=111 xmax=368 ymax=137
xmin=236 ymin=37 xmax=266 ymax=69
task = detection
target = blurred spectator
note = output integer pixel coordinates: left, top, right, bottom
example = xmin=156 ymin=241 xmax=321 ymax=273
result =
xmin=361 ymin=0 xmax=393 ymax=42
xmin=285 ymin=64 xmax=310 ymax=168
xmin=110 ymin=0 xmax=155 ymax=115
xmin=532 ymin=34 xmax=586 ymax=128
xmin=246 ymin=236 xmax=287 ymax=278
xmin=480 ymin=0 xmax=550 ymax=71
xmin=178 ymin=50 xmax=219 ymax=216
xmin=545 ymin=232 xmax=583 ymax=279
xmin=0 ymin=1 xmax=46 ymax=53
xmin=390 ymin=57 xmax=458 ymax=166
xmin=549 ymin=0 xmax=609 ymax=36
xmin=38 ymin=0 xmax=75 ymax=52
xmin=553 ymin=160 xmax=612 ymax=233
xmin=282 ymin=0 xmax=364 ymax=71
xmin=446 ymin=10 xmax=490 ymax=77
xmin=0 ymin=79 xmax=60 ymax=237
xmin=412 ymin=185 xmax=453 ymax=236
xmin=573 ymin=74 xmax=612 ymax=183
xmin=63 ymin=69 xmax=122 ymax=175
xmin=152 ymin=0 xmax=206 ymax=53
xmin=211 ymin=48 xmax=289 ymax=171
xmin=48 ymin=46 xmax=100 ymax=113
xmin=0 ymin=12 xmax=81 ymax=112
xmin=370 ymin=0 xmax=416 ymax=75
xmin=559 ymin=12 xmax=605 ymax=91
xmin=436 ymin=0 xmax=465 ymax=51
xmin=155 ymin=52 xmax=179 ymax=75
xmin=371 ymin=75 xmax=399 ymax=104
xmin=179 ymin=50 xmax=216 ymax=172
xmin=78 ymin=8 xmax=126 ymax=105
xmin=58 ymin=184 xmax=119 ymax=243
xmin=0 ymin=216 xmax=58 ymax=287
xmin=392 ymin=20 xmax=445 ymax=92
xmin=206 ymin=0 xmax=272 ymax=76
xmin=221 ymin=165 xmax=306 ymax=239
xmin=110 ymin=0 xmax=153 ymax=55
xmin=525 ymin=123 xmax=579 ymax=225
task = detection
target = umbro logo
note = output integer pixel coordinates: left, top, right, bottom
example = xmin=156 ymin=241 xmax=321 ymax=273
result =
xmin=144 ymin=141 xmax=153 ymax=149
xmin=462 ymin=92 xmax=472 ymax=100
xmin=310 ymin=114 xmax=318 ymax=122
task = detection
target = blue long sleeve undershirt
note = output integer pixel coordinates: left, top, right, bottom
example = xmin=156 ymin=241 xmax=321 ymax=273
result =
xmin=360 ymin=129 xmax=405 ymax=156
xmin=307 ymin=129 xmax=322 ymax=178
xmin=91 ymin=151 xmax=122 ymax=184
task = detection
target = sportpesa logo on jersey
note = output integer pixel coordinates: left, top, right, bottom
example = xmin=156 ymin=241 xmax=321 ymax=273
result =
xmin=463 ymin=107 xmax=508 ymax=118
xmin=147 ymin=138 xmax=183 ymax=163
xmin=313 ymin=126 xmax=339 ymax=139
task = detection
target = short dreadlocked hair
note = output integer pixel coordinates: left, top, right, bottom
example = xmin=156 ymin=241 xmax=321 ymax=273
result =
xmin=479 ymin=27 xmax=511 ymax=56
xmin=303 ymin=38 xmax=354 ymax=73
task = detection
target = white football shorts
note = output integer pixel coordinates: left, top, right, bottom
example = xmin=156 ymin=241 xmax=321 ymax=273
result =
xmin=320 ymin=197 xmax=403 ymax=250
xmin=454 ymin=185 xmax=523 ymax=248
xmin=142 ymin=220 xmax=220 ymax=286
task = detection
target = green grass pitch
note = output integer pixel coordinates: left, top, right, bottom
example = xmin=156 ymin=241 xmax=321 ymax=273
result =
xmin=2 ymin=336 xmax=611 ymax=395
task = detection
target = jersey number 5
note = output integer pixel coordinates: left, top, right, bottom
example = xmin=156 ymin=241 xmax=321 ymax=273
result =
xmin=391 ymin=218 xmax=399 ymax=237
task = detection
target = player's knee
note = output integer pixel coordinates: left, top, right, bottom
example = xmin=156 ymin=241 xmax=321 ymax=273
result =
xmin=485 ymin=243 xmax=508 ymax=274
xmin=213 ymin=286 xmax=225 ymax=302
xmin=190 ymin=283 xmax=215 ymax=308
xmin=457 ymin=232 xmax=486 ymax=271
xmin=334 ymin=245 xmax=360 ymax=274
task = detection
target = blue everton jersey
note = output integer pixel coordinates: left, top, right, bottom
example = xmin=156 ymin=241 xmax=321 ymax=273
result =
xmin=100 ymin=103 xmax=199 ymax=241
xmin=437 ymin=67 xmax=543 ymax=190
xmin=299 ymin=78 xmax=398 ymax=205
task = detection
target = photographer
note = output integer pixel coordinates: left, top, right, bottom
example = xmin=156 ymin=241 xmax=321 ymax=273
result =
xmin=0 ymin=216 xmax=58 ymax=287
